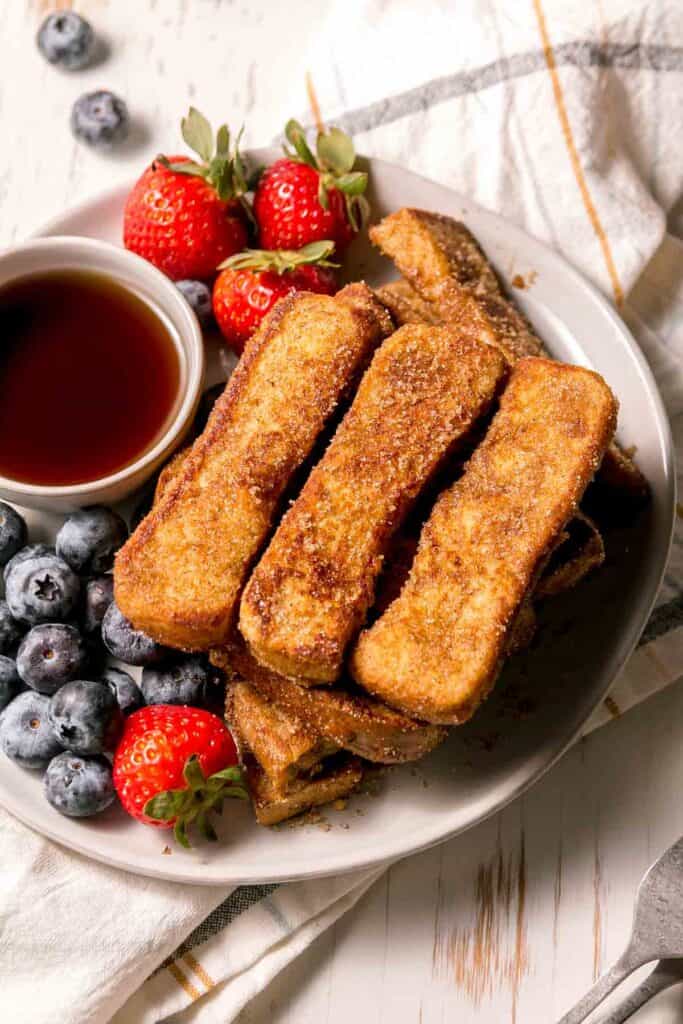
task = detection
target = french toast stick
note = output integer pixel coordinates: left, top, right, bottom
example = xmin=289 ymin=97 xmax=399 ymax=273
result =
xmin=351 ymin=358 xmax=618 ymax=724
xmin=375 ymin=528 xmax=536 ymax=652
xmin=370 ymin=209 xmax=542 ymax=362
xmin=226 ymin=679 xmax=339 ymax=792
xmin=246 ymin=755 xmax=362 ymax=826
xmin=376 ymin=279 xmax=443 ymax=327
xmin=152 ymin=352 xmax=598 ymax=617
xmin=370 ymin=208 xmax=647 ymax=501
xmin=226 ymin=673 xmax=361 ymax=825
xmin=240 ymin=325 xmax=507 ymax=682
xmin=375 ymin=280 xmax=608 ymax=601
xmin=114 ymin=284 xmax=392 ymax=651
xmin=215 ymin=642 xmax=446 ymax=763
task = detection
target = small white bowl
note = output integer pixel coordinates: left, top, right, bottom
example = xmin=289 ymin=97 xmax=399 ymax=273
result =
xmin=0 ymin=237 xmax=204 ymax=512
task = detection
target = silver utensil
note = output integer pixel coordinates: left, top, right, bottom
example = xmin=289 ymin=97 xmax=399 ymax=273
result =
xmin=596 ymin=959 xmax=683 ymax=1023
xmin=557 ymin=837 xmax=683 ymax=1023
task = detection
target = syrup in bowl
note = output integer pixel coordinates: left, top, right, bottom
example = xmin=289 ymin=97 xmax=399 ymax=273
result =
xmin=0 ymin=269 xmax=181 ymax=487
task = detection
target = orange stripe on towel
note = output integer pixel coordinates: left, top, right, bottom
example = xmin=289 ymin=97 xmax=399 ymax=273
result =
xmin=167 ymin=962 xmax=201 ymax=1001
xmin=183 ymin=952 xmax=216 ymax=991
xmin=532 ymin=0 xmax=624 ymax=307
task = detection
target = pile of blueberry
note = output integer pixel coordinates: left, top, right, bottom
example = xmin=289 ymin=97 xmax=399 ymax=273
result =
xmin=0 ymin=501 xmax=220 ymax=820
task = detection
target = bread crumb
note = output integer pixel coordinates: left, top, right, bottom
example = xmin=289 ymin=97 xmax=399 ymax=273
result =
xmin=511 ymin=270 xmax=538 ymax=290
xmin=285 ymin=808 xmax=325 ymax=829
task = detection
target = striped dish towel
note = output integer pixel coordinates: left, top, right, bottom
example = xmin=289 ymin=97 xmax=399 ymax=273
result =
xmin=2 ymin=2 xmax=683 ymax=1022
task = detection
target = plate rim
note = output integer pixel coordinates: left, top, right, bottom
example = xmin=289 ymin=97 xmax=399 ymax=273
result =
xmin=0 ymin=154 xmax=674 ymax=885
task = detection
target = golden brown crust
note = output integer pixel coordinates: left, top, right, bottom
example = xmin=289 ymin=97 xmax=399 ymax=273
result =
xmin=114 ymin=284 xmax=392 ymax=651
xmin=240 ymin=325 xmax=507 ymax=682
xmin=370 ymin=209 xmax=543 ymax=363
xmin=247 ymin=755 xmax=363 ymax=826
xmin=351 ymin=358 xmax=618 ymax=724
xmin=376 ymin=275 xmax=606 ymax=600
xmin=215 ymin=642 xmax=447 ymax=763
xmin=371 ymin=208 xmax=647 ymax=503
xmin=153 ymin=446 xmax=191 ymax=506
xmin=224 ymin=671 xmax=354 ymax=826
xmin=226 ymin=680 xmax=338 ymax=791
xmin=376 ymin=279 xmax=443 ymax=327
xmin=372 ymin=210 xmax=501 ymax=300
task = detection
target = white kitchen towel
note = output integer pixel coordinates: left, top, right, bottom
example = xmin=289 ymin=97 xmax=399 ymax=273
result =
xmin=0 ymin=797 xmax=381 ymax=1024
xmin=2 ymin=1 xmax=683 ymax=1023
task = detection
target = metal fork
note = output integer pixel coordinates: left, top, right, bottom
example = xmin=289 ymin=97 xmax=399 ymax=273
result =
xmin=557 ymin=837 xmax=683 ymax=1023
xmin=595 ymin=959 xmax=683 ymax=1023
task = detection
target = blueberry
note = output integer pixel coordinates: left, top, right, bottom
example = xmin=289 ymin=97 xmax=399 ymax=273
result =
xmin=57 ymin=507 xmax=128 ymax=575
xmin=101 ymin=666 xmax=143 ymax=716
xmin=141 ymin=655 xmax=208 ymax=706
xmin=176 ymin=280 xmax=213 ymax=328
xmin=3 ymin=544 xmax=55 ymax=585
xmin=0 ymin=502 xmax=27 ymax=567
xmin=71 ymin=90 xmax=129 ymax=149
xmin=0 ymin=656 xmax=20 ymax=713
xmin=101 ymin=602 xmax=165 ymax=666
xmin=0 ymin=601 xmax=23 ymax=655
xmin=44 ymin=752 xmax=115 ymax=818
xmin=82 ymin=575 xmax=115 ymax=634
xmin=5 ymin=553 xmax=80 ymax=625
xmin=16 ymin=623 xmax=87 ymax=695
xmin=0 ymin=691 xmax=63 ymax=769
xmin=36 ymin=12 xmax=95 ymax=70
xmin=49 ymin=679 xmax=122 ymax=755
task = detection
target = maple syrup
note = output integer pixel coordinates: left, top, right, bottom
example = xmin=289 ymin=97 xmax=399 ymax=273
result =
xmin=0 ymin=269 xmax=180 ymax=486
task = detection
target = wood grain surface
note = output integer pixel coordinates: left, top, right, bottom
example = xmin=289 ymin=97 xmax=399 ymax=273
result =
xmin=236 ymin=684 xmax=683 ymax=1023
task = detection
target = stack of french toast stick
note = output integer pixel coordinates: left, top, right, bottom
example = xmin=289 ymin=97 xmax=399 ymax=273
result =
xmin=114 ymin=208 xmax=646 ymax=826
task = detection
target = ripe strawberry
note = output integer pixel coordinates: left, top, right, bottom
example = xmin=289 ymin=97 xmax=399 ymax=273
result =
xmin=254 ymin=120 xmax=369 ymax=252
xmin=112 ymin=704 xmax=246 ymax=847
xmin=213 ymin=240 xmax=338 ymax=354
xmin=123 ymin=107 xmax=251 ymax=280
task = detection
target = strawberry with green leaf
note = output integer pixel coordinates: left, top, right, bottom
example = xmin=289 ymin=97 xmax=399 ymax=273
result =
xmin=254 ymin=120 xmax=369 ymax=252
xmin=112 ymin=704 xmax=247 ymax=848
xmin=212 ymin=240 xmax=338 ymax=354
xmin=123 ymin=108 xmax=251 ymax=281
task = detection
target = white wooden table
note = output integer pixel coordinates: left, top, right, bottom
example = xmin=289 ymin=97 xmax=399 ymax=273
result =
xmin=3 ymin=3 xmax=683 ymax=1020
xmin=235 ymin=682 xmax=683 ymax=1023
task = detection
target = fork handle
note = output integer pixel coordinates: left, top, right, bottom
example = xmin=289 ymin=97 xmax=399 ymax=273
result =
xmin=596 ymin=959 xmax=683 ymax=1024
xmin=556 ymin=957 xmax=638 ymax=1024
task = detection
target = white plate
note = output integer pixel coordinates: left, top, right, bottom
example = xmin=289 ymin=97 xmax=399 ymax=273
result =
xmin=0 ymin=152 xmax=674 ymax=885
